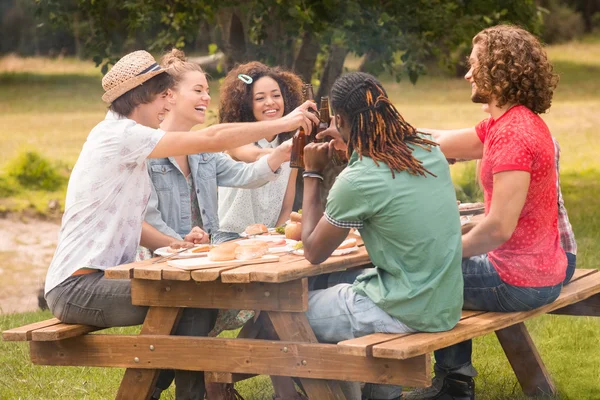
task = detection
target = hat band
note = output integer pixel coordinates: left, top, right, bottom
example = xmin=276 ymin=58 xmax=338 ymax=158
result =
xmin=136 ymin=63 xmax=161 ymax=76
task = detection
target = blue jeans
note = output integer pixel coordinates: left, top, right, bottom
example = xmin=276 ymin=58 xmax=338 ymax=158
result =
xmin=433 ymin=254 xmax=563 ymax=377
xmin=564 ymin=252 xmax=576 ymax=285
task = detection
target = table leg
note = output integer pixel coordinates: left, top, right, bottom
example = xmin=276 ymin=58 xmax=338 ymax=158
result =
xmin=116 ymin=306 xmax=182 ymax=400
xmin=267 ymin=311 xmax=347 ymax=400
xmin=495 ymin=322 xmax=557 ymax=397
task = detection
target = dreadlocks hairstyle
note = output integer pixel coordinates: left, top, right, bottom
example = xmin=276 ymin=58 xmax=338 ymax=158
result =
xmin=472 ymin=25 xmax=559 ymax=114
xmin=218 ymin=61 xmax=303 ymax=142
xmin=330 ymin=72 xmax=438 ymax=178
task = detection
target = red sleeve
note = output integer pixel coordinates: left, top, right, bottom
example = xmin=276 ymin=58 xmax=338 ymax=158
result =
xmin=488 ymin=127 xmax=533 ymax=174
xmin=475 ymin=118 xmax=490 ymax=143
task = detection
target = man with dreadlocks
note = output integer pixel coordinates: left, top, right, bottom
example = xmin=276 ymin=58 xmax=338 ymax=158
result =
xmin=299 ymin=72 xmax=465 ymax=400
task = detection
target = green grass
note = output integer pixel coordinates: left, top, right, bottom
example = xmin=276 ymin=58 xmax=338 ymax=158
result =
xmin=1 ymin=35 xmax=600 ymax=399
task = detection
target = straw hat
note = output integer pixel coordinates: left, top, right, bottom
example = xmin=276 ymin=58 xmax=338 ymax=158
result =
xmin=101 ymin=50 xmax=165 ymax=104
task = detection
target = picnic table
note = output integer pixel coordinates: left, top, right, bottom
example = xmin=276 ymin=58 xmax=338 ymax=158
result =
xmin=4 ymin=222 xmax=600 ymax=399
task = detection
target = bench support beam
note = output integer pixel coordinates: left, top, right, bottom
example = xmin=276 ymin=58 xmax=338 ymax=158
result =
xmin=495 ymin=322 xmax=556 ymax=397
xmin=116 ymin=307 xmax=182 ymax=400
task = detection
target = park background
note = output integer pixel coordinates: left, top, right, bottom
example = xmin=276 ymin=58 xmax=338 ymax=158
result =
xmin=0 ymin=0 xmax=599 ymax=398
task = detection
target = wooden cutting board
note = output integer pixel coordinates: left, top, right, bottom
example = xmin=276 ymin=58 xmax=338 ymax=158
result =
xmin=167 ymin=255 xmax=280 ymax=271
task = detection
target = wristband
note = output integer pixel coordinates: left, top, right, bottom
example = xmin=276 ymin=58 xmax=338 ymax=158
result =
xmin=303 ymin=171 xmax=324 ymax=181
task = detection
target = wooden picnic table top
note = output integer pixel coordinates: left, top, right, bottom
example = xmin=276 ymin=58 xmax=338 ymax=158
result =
xmin=105 ymin=235 xmax=370 ymax=284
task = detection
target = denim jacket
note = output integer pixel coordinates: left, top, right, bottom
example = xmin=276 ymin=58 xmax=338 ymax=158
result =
xmin=145 ymin=152 xmax=280 ymax=242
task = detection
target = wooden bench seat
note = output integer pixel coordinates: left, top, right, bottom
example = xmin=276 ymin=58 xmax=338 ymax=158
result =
xmin=2 ymin=318 xmax=100 ymax=342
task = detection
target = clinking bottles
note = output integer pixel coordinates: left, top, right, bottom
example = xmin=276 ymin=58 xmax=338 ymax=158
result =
xmin=290 ymin=83 xmax=316 ymax=169
xmin=316 ymin=96 xmax=345 ymax=166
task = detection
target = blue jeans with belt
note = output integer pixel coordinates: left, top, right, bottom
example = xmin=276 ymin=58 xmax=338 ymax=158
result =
xmin=433 ymin=254 xmax=566 ymax=377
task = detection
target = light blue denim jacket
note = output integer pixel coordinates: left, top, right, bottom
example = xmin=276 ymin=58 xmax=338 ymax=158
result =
xmin=145 ymin=152 xmax=280 ymax=243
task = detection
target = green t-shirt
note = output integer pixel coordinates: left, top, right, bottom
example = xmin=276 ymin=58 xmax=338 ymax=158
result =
xmin=325 ymin=144 xmax=463 ymax=332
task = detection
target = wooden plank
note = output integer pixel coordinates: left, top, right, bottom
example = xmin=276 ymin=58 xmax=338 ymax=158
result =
xmin=161 ymin=265 xmax=192 ymax=281
xmin=131 ymin=278 xmax=308 ymax=312
xmin=221 ymin=247 xmax=371 ymax=283
xmin=31 ymin=323 xmax=100 ymax=341
xmin=567 ymin=268 xmax=597 ymax=284
xmin=133 ymin=264 xmax=165 ymax=280
xmin=495 ymin=323 xmax=556 ymax=396
xmin=191 ymin=265 xmax=247 ymax=281
xmin=104 ymin=258 xmax=157 ymax=280
xmin=206 ymin=372 xmax=256 ymax=384
xmin=268 ymin=311 xmax=351 ymax=399
xmin=337 ymin=310 xmax=487 ymax=356
xmin=115 ymin=307 xmax=181 ymax=400
xmin=29 ymin=334 xmax=430 ymax=387
xmin=372 ymin=272 xmax=600 ymax=360
xmin=550 ymin=293 xmax=600 ymax=316
xmin=2 ymin=318 xmax=61 ymax=341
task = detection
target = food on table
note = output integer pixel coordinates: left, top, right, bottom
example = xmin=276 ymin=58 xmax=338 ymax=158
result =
xmin=285 ymin=222 xmax=302 ymax=241
xmin=290 ymin=211 xmax=302 ymax=223
xmin=293 ymin=241 xmax=304 ymax=250
xmin=337 ymin=238 xmax=357 ymax=250
xmin=166 ymin=242 xmax=194 ymax=252
xmin=275 ymin=225 xmax=286 ymax=235
xmin=458 ymin=202 xmax=484 ymax=211
xmin=235 ymin=241 xmax=269 ymax=260
xmin=191 ymin=244 xmax=212 ymax=253
xmin=245 ymin=223 xmax=268 ymax=236
xmin=208 ymin=243 xmax=240 ymax=262
xmin=261 ymin=238 xmax=287 ymax=248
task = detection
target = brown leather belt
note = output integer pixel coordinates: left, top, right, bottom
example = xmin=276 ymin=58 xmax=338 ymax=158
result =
xmin=71 ymin=268 xmax=101 ymax=277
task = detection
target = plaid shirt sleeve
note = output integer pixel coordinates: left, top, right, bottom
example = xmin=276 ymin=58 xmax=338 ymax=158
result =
xmin=554 ymin=138 xmax=577 ymax=254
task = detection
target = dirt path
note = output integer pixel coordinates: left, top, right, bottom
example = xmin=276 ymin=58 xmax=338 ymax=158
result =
xmin=0 ymin=217 xmax=59 ymax=314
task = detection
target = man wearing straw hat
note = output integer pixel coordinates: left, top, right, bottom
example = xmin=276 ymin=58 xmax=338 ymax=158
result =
xmin=43 ymin=50 xmax=318 ymax=399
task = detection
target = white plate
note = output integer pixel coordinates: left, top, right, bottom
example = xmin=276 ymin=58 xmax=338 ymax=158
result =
xmin=293 ymin=246 xmax=360 ymax=257
xmin=236 ymin=238 xmax=298 ymax=253
xmin=154 ymin=246 xmax=210 ymax=259
xmin=460 ymin=216 xmax=471 ymax=226
xmin=239 ymin=228 xmax=284 ymax=238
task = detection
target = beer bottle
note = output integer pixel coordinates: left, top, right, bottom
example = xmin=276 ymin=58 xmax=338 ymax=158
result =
xmin=290 ymin=84 xmax=315 ymax=169
xmin=316 ymin=96 xmax=345 ymax=166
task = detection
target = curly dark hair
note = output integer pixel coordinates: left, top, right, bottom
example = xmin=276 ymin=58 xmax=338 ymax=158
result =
xmin=218 ymin=61 xmax=304 ymax=142
xmin=471 ymin=25 xmax=559 ymax=114
xmin=330 ymin=72 xmax=438 ymax=178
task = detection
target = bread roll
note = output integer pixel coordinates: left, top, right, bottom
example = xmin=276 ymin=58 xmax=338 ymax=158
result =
xmin=245 ymin=223 xmax=268 ymax=236
xmin=208 ymin=243 xmax=239 ymax=261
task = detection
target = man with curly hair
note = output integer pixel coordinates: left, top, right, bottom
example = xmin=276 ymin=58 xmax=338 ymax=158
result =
xmin=409 ymin=25 xmax=568 ymax=400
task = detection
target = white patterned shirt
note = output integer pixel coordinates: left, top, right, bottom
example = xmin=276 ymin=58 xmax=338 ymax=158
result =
xmin=218 ymin=138 xmax=291 ymax=233
xmin=45 ymin=111 xmax=164 ymax=294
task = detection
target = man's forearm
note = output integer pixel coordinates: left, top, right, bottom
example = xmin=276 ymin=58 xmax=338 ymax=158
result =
xmin=462 ymin=216 xmax=511 ymax=258
xmin=301 ymin=178 xmax=324 ymax=241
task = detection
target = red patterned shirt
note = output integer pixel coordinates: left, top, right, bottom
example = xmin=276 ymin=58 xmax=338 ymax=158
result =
xmin=476 ymin=105 xmax=567 ymax=287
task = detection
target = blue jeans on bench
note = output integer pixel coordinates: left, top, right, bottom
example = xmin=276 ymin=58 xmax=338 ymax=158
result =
xmin=45 ymin=272 xmax=217 ymax=400
xmin=433 ymin=254 xmax=565 ymax=379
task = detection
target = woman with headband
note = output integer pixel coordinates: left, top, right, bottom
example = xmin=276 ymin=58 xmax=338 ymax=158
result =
xmin=217 ymin=62 xmax=304 ymax=234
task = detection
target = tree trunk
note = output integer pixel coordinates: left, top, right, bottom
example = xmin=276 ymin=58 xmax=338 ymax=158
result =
xmin=293 ymin=31 xmax=320 ymax=83
xmin=216 ymin=8 xmax=247 ymax=71
xmin=316 ymin=44 xmax=348 ymax=101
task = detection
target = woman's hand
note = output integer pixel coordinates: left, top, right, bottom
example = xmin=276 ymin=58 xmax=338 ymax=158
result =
xmin=267 ymin=139 xmax=292 ymax=172
xmin=280 ymin=100 xmax=319 ymax=133
xmin=183 ymin=226 xmax=209 ymax=244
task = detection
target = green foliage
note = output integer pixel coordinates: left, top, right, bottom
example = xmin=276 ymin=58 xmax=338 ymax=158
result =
xmin=0 ymin=174 xmax=20 ymax=197
xmin=5 ymin=151 xmax=66 ymax=191
xmin=453 ymin=161 xmax=483 ymax=203
xmin=540 ymin=0 xmax=585 ymax=44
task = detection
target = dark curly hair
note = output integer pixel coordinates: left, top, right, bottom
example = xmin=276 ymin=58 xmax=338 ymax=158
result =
xmin=331 ymin=72 xmax=438 ymax=178
xmin=471 ymin=25 xmax=559 ymax=114
xmin=218 ymin=61 xmax=303 ymax=142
